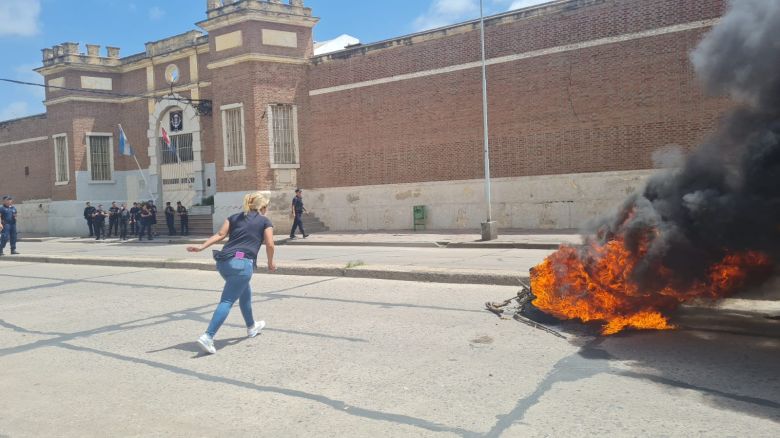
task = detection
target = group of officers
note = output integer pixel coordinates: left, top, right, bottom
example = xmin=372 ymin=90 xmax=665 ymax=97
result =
xmin=83 ymin=200 xmax=189 ymax=241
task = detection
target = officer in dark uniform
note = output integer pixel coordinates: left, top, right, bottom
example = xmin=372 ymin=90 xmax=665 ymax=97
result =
xmin=176 ymin=201 xmax=189 ymax=236
xmin=83 ymin=202 xmax=96 ymax=237
xmin=148 ymin=200 xmax=158 ymax=236
xmin=289 ymin=188 xmax=309 ymax=239
xmin=139 ymin=203 xmax=153 ymax=241
xmin=107 ymin=202 xmax=120 ymax=237
xmin=129 ymin=202 xmax=140 ymax=235
xmin=119 ymin=203 xmax=131 ymax=240
xmin=92 ymin=204 xmax=108 ymax=240
xmin=0 ymin=195 xmax=20 ymax=255
xmin=165 ymin=202 xmax=176 ymax=235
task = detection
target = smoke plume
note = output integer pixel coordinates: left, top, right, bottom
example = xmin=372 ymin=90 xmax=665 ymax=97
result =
xmin=590 ymin=0 xmax=780 ymax=293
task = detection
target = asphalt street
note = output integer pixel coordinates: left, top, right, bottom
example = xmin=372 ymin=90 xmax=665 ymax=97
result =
xmin=0 ymin=262 xmax=778 ymax=437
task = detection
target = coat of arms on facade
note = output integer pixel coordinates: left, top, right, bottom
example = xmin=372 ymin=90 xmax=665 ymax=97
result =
xmin=170 ymin=111 xmax=184 ymax=132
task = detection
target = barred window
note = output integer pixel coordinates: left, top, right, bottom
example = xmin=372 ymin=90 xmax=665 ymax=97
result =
xmin=53 ymin=135 xmax=69 ymax=183
xmin=88 ymin=135 xmax=112 ymax=181
xmin=221 ymin=104 xmax=245 ymax=169
xmin=269 ymin=104 xmax=299 ymax=166
xmin=160 ymin=133 xmax=194 ymax=164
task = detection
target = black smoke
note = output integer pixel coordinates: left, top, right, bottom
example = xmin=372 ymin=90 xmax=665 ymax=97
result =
xmin=588 ymin=0 xmax=780 ymax=292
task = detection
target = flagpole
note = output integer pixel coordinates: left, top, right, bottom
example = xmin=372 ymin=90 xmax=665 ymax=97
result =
xmin=119 ymin=124 xmax=154 ymax=201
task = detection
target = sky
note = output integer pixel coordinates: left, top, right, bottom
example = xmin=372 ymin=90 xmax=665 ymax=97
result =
xmin=0 ymin=0 xmax=547 ymax=122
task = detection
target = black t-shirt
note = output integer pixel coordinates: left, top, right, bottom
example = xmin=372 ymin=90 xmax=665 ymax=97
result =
xmin=292 ymin=196 xmax=304 ymax=214
xmin=93 ymin=210 xmax=106 ymax=223
xmin=109 ymin=206 xmax=120 ymax=218
xmin=165 ymin=206 xmax=175 ymax=218
xmin=177 ymin=205 xmax=188 ymax=216
xmin=221 ymin=211 xmax=273 ymax=261
xmin=84 ymin=206 xmax=96 ymax=219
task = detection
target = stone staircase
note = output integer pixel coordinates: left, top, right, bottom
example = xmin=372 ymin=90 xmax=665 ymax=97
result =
xmin=186 ymin=214 xmax=215 ymax=235
xmin=301 ymin=212 xmax=329 ymax=234
xmin=150 ymin=213 xmax=213 ymax=236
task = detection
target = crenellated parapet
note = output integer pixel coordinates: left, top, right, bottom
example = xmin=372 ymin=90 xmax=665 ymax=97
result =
xmin=40 ymin=42 xmax=121 ymax=69
xmin=203 ymin=0 xmax=313 ymax=22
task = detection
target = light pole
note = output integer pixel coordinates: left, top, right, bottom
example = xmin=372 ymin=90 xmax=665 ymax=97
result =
xmin=479 ymin=0 xmax=497 ymax=241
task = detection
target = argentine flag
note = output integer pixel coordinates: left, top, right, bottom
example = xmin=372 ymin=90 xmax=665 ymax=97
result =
xmin=118 ymin=124 xmax=134 ymax=156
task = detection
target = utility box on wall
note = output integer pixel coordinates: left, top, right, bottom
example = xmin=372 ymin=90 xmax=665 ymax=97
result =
xmin=413 ymin=205 xmax=426 ymax=231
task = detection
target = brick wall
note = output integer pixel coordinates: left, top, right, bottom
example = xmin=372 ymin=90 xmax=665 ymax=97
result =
xmin=0 ymin=115 xmax=52 ymax=201
xmin=301 ymin=0 xmax=730 ymax=189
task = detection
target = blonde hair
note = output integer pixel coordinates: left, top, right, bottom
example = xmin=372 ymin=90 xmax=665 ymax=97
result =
xmin=242 ymin=191 xmax=269 ymax=215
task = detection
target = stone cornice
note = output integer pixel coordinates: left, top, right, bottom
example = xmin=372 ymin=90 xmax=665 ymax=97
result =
xmin=43 ymin=82 xmax=212 ymax=106
xmin=207 ymin=53 xmax=307 ymax=70
xmin=197 ymin=10 xmax=318 ymax=32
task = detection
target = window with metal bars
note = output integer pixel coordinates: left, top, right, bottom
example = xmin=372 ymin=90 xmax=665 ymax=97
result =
xmin=270 ymin=104 xmax=298 ymax=165
xmin=88 ymin=135 xmax=112 ymax=181
xmin=159 ymin=133 xmax=194 ymax=164
xmin=221 ymin=105 xmax=245 ymax=169
xmin=54 ymin=135 xmax=69 ymax=183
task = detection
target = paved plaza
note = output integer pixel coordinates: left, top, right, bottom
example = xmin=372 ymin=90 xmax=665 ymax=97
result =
xmin=0 ymin=262 xmax=778 ymax=437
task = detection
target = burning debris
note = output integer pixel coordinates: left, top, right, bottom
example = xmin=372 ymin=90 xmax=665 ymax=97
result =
xmin=524 ymin=0 xmax=780 ymax=335
xmin=485 ymin=281 xmax=567 ymax=339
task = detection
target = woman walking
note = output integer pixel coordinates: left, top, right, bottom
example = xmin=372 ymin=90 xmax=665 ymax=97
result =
xmin=187 ymin=192 xmax=276 ymax=354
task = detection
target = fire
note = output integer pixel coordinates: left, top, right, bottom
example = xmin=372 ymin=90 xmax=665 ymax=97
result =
xmin=530 ymin=235 xmax=772 ymax=335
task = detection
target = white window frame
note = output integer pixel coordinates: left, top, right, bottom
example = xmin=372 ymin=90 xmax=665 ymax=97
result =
xmin=85 ymin=132 xmax=115 ymax=184
xmin=267 ymin=103 xmax=301 ymax=169
xmin=52 ymin=133 xmax=70 ymax=185
xmin=220 ymin=103 xmax=247 ymax=171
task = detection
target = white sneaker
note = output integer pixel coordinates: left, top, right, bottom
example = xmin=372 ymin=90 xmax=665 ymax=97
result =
xmin=247 ymin=320 xmax=266 ymax=338
xmin=197 ymin=333 xmax=216 ymax=354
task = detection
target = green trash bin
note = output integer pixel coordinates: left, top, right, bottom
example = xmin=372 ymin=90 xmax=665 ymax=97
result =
xmin=413 ymin=205 xmax=426 ymax=231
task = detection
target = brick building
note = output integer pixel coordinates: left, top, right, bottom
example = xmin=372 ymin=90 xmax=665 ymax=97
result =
xmin=0 ymin=0 xmax=729 ymax=235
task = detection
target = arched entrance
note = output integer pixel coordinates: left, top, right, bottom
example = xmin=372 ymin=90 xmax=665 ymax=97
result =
xmin=147 ymin=94 xmax=204 ymax=208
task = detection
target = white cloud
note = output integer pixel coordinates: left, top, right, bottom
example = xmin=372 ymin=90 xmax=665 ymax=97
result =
xmin=149 ymin=6 xmax=165 ymax=21
xmin=0 ymin=101 xmax=30 ymax=121
xmin=0 ymin=0 xmax=41 ymax=37
xmin=413 ymin=0 xmax=549 ymax=31
xmin=507 ymin=0 xmax=548 ymax=11
xmin=414 ymin=0 xmax=479 ymax=31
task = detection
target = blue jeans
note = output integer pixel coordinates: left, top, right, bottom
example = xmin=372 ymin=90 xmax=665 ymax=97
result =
xmin=205 ymin=258 xmax=255 ymax=338
xmin=1 ymin=223 xmax=17 ymax=251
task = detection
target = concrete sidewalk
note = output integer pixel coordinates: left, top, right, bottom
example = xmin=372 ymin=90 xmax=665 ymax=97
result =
xmin=1 ymin=240 xmax=544 ymax=286
xmin=19 ymin=229 xmax=583 ymax=249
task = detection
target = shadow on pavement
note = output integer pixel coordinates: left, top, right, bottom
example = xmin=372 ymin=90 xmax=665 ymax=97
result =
xmin=597 ymin=330 xmax=780 ymax=420
xmin=147 ymin=336 xmax=251 ymax=358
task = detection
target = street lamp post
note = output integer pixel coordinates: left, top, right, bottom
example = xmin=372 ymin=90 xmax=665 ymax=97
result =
xmin=479 ymin=0 xmax=497 ymax=241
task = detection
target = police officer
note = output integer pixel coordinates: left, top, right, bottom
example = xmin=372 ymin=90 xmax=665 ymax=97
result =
xmin=107 ymin=201 xmax=120 ymax=237
xmin=139 ymin=203 xmax=153 ymax=241
xmin=165 ymin=202 xmax=176 ymax=236
xmin=177 ymin=201 xmax=189 ymax=236
xmin=0 ymin=195 xmax=19 ymax=255
xmin=289 ymin=188 xmax=309 ymax=239
xmin=92 ymin=204 xmax=108 ymax=240
xmin=119 ymin=203 xmax=131 ymax=241
xmin=83 ymin=201 xmax=96 ymax=237
xmin=129 ymin=202 xmax=140 ymax=235
xmin=148 ymin=200 xmax=158 ymax=236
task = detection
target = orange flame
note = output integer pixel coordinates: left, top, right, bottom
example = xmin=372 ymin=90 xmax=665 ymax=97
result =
xmin=530 ymin=236 xmax=772 ymax=335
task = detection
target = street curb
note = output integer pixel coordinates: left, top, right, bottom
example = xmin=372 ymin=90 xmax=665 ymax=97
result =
xmin=282 ymin=240 xmax=563 ymax=250
xmin=0 ymin=254 xmax=525 ymax=286
xmin=22 ymin=237 xmax=566 ymax=249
